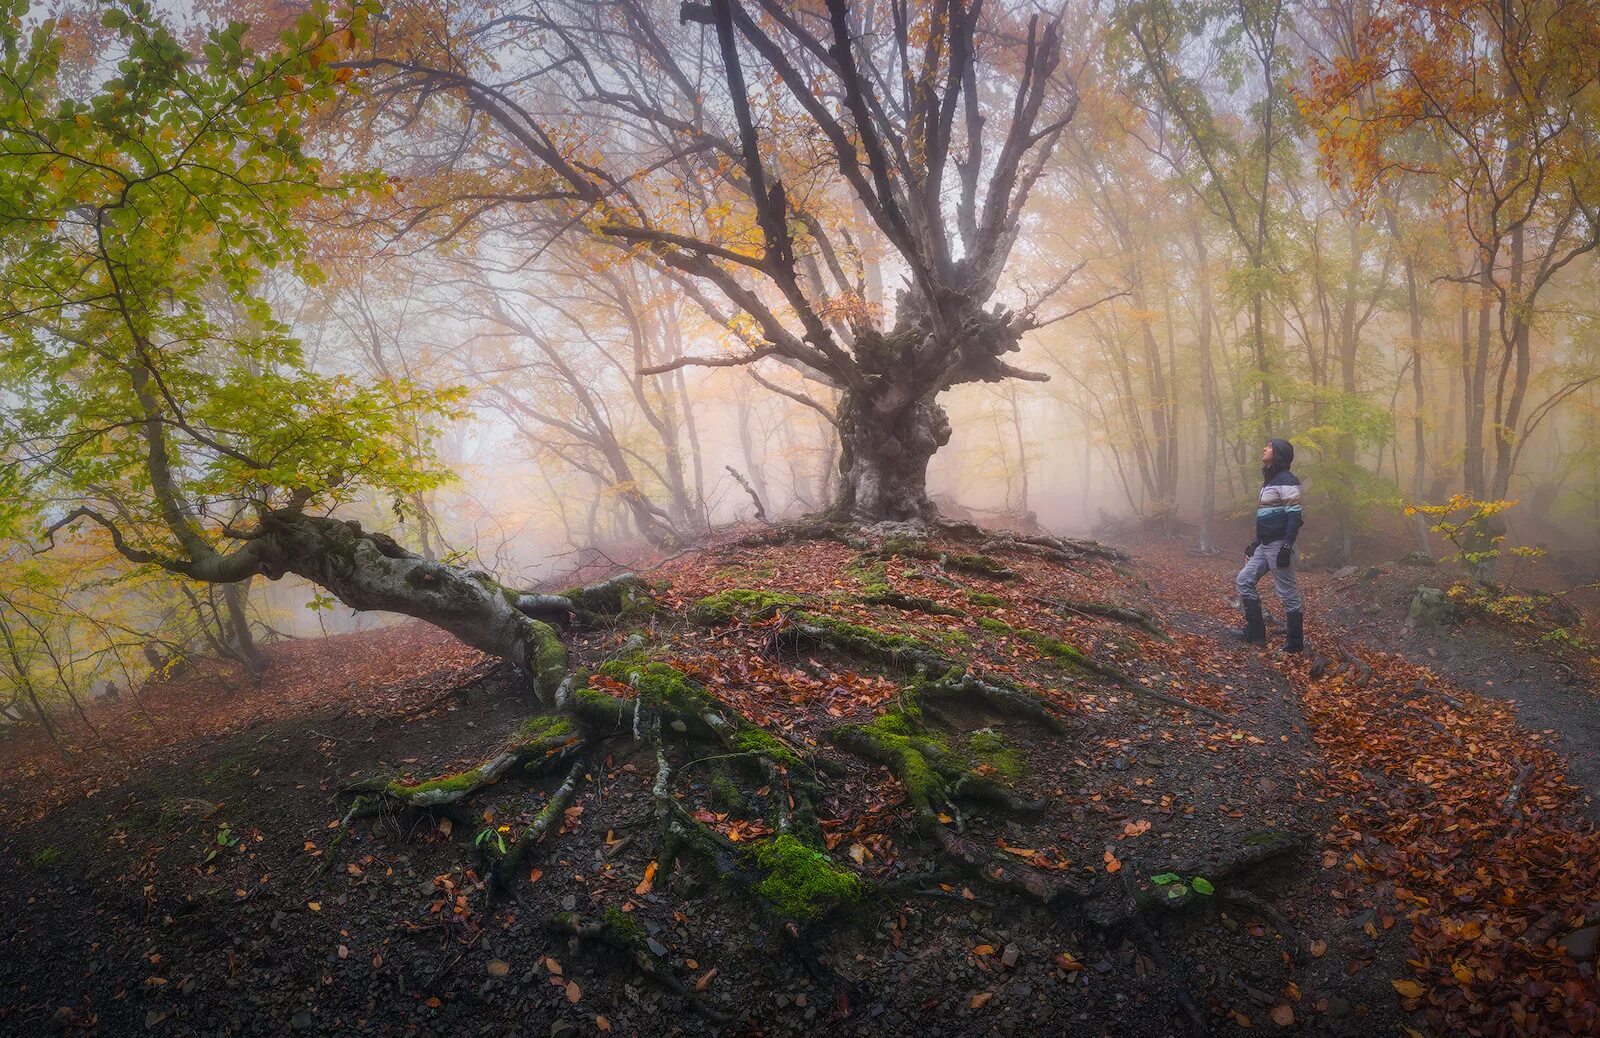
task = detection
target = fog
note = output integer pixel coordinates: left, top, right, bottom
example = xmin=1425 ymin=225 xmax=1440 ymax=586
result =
xmin=4 ymin=0 xmax=1600 ymax=668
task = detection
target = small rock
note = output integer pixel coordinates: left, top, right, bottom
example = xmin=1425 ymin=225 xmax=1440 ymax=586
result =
xmin=1001 ymin=944 xmax=1019 ymax=968
xmin=1398 ymin=550 xmax=1435 ymax=567
xmin=1407 ymin=587 xmax=1457 ymax=629
xmin=550 ymin=1021 xmax=578 ymax=1038
xmin=560 ymin=894 xmax=577 ymax=912
xmin=290 ymin=1010 xmax=314 ymax=1031
xmin=646 ymin=938 xmax=668 ymax=958
xmin=1332 ymin=566 xmax=1358 ymax=579
xmin=1559 ymin=925 xmax=1600 ymax=961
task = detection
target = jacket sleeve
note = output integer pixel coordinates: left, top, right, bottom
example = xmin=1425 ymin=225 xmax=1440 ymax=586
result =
xmin=1283 ymin=481 xmax=1303 ymax=546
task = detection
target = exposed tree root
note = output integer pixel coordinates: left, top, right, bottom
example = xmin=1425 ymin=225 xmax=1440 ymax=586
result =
xmin=1120 ymin=869 xmax=1211 ymax=1038
xmin=932 ymin=519 xmax=1131 ymax=564
xmin=772 ymin=613 xmax=953 ymax=675
xmin=862 ymin=537 xmax=1017 ymax=580
xmin=1121 ymin=682 xmax=1235 ymax=723
xmin=1221 ymin=888 xmax=1305 ymax=964
xmin=594 ymin=658 xmax=824 ymax=842
xmin=492 ymin=755 xmax=588 ymax=890
xmin=858 ymin=587 xmax=963 ymax=616
xmin=689 ymin=589 xmax=801 ymax=626
xmin=516 ymin=573 xmax=656 ymax=629
xmin=1083 ymin=829 xmax=1307 ymax=930
xmin=828 ymin=689 xmax=1086 ymax=904
xmin=918 ymin=668 xmax=1069 ymax=734
xmin=550 ymin=910 xmax=734 ymax=1024
xmin=343 ymin=715 xmax=582 ymax=809
xmin=1042 ymin=597 xmax=1167 ymax=638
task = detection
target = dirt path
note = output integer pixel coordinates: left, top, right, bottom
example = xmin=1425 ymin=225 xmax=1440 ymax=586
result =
xmin=1136 ymin=540 xmax=1599 ymax=815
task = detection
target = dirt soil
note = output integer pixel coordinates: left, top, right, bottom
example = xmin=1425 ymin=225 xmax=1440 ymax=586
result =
xmin=1 ymin=525 xmax=1596 ymax=1038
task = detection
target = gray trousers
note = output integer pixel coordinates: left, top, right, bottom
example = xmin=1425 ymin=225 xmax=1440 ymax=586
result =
xmin=1236 ymin=540 xmax=1303 ymax=613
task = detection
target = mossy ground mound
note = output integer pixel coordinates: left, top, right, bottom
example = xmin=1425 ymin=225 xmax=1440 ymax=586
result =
xmin=4 ymin=525 xmax=1466 ymax=1036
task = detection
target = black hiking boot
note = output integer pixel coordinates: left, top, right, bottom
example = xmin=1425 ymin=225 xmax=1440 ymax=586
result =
xmin=1283 ymin=610 xmax=1304 ymax=654
xmin=1233 ymin=599 xmax=1266 ymax=645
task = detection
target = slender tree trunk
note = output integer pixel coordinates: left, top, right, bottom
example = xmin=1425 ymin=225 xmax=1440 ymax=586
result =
xmin=1465 ymin=252 xmax=1493 ymax=497
xmin=673 ymin=367 xmax=707 ymax=526
xmin=736 ymin=392 xmax=773 ymax=513
xmin=1136 ymin=288 xmax=1175 ymax=509
xmin=0 ymin=613 xmax=68 ymax=756
xmin=1193 ymin=228 xmax=1220 ymax=554
xmin=222 ymin=580 xmax=266 ymax=677
xmin=1491 ymin=224 xmax=1530 ymax=500
xmin=1404 ymin=255 xmax=1430 ymax=552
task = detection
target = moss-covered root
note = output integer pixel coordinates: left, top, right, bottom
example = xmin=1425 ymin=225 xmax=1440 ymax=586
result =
xmin=519 ymin=618 xmax=569 ymax=700
xmin=829 ymin=709 xmax=958 ymax=819
xmin=859 ymin=587 xmax=963 ymax=616
xmin=919 ymin=669 xmax=1069 ymax=734
xmin=869 ymin=538 xmax=1016 ymax=580
xmin=779 ymin=613 xmax=952 ymax=674
xmin=597 ymin=657 xmax=821 ymax=835
xmin=520 ymin=573 xmax=656 ymax=628
xmin=550 ymin=911 xmax=733 ymax=1024
xmin=491 ymin=756 xmax=587 ymax=890
xmin=830 ymin=707 xmax=1075 ymax=902
xmin=690 ymin=588 xmax=801 ymax=626
xmin=933 ymin=520 xmax=1130 ymax=565
xmin=352 ymin=714 xmax=582 ymax=809
xmin=752 ymin=835 xmax=865 ymax=921
xmin=1044 ymin=597 xmax=1167 ymax=638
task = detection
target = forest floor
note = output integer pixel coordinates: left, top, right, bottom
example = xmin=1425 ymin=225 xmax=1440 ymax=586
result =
xmin=0 ymin=521 xmax=1597 ymax=1038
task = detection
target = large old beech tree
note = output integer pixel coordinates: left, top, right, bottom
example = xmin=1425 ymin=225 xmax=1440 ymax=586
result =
xmin=361 ymin=0 xmax=1082 ymax=520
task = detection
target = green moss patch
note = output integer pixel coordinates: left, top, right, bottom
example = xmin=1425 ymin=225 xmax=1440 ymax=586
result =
xmin=977 ymin=618 xmax=1097 ymax=671
xmin=943 ymin=553 xmax=1015 ymax=579
xmin=600 ymin=905 xmax=646 ymax=945
xmin=710 ymin=772 xmax=748 ymax=811
xmin=390 ymin=766 xmax=485 ymax=799
xmin=523 ymin=619 xmax=568 ymax=699
xmin=796 ymin=613 xmax=941 ymax=658
xmin=732 ymin=727 xmax=803 ymax=768
xmin=513 ymin=713 xmax=576 ymax=746
xmin=832 ymin=708 xmax=949 ymax=811
xmin=752 ymin=834 xmax=864 ymax=920
xmin=561 ymin=575 xmax=658 ymax=622
xmin=966 ymin=592 xmax=1007 ymax=608
xmin=691 ymin=588 xmax=801 ymax=626
xmin=967 ymin=728 xmax=1024 ymax=781
xmin=869 ymin=540 xmax=1015 ymax=580
xmin=598 ymin=659 xmax=717 ymax=717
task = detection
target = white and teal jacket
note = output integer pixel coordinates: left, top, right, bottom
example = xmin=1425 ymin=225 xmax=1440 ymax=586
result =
xmin=1254 ymin=471 xmax=1303 ymax=546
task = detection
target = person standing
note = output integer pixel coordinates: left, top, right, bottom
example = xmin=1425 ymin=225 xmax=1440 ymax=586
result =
xmin=1235 ymin=438 xmax=1305 ymax=653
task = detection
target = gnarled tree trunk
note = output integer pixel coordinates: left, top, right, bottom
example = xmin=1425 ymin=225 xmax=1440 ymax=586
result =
xmin=248 ymin=514 xmax=567 ymax=699
xmin=831 ymin=383 xmax=952 ymax=522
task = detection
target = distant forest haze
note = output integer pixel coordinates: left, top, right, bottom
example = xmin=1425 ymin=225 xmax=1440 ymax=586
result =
xmin=2 ymin=0 xmax=1599 ymax=695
